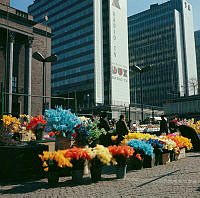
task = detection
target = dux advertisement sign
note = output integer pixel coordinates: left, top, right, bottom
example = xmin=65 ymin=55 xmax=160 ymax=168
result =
xmin=109 ymin=0 xmax=130 ymax=106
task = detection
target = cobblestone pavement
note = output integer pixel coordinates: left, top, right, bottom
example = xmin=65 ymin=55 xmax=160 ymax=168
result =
xmin=0 ymin=152 xmax=200 ymax=198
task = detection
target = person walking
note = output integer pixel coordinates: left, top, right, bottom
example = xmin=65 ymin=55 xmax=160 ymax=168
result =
xmin=159 ymin=115 xmax=168 ymax=136
xmin=116 ymin=114 xmax=129 ymax=145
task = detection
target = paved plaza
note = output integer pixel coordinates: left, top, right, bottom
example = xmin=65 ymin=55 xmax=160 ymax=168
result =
xmin=0 ymin=152 xmax=200 ymax=198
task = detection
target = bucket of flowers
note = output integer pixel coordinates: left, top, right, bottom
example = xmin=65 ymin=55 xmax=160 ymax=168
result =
xmin=145 ymin=139 xmax=165 ymax=167
xmin=86 ymin=145 xmax=115 ymax=182
xmin=126 ymin=139 xmax=154 ymax=170
xmin=39 ymin=150 xmax=72 ymax=186
xmin=44 ymin=107 xmax=82 ymax=150
xmin=64 ymin=147 xmax=92 ymax=184
xmin=1 ymin=115 xmax=21 ymax=141
xmin=26 ymin=115 xmax=47 ymax=140
xmin=108 ymin=145 xmax=134 ymax=179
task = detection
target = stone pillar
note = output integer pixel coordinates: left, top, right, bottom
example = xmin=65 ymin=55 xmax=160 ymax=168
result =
xmin=8 ymin=31 xmax=14 ymax=115
xmin=28 ymin=37 xmax=33 ymax=116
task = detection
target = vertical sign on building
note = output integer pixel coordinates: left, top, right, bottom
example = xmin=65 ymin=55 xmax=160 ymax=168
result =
xmin=109 ymin=0 xmax=130 ymax=106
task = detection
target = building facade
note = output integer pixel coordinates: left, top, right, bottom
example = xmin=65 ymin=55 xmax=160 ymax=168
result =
xmin=128 ymin=0 xmax=197 ymax=107
xmin=195 ymin=30 xmax=200 ymax=94
xmin=0 ymin=0 xmax=51 ymax=116
xmin=164 ymin=95 xmax=200 ymax=119
xmin=28 ymin=0 xmax=130 ymax=115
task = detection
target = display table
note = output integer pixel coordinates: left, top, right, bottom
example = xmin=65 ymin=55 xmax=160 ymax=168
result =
xmin=0 ymin=144 xmax=48 ymax=181
xmin=21 ymin=139 xmax=56 ymax=151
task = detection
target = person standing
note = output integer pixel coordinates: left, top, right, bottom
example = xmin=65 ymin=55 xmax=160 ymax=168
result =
xmin=116 ymin=115 xmax=129 ymax=145
xmin=98 ymin=112 xmax=111 ymax=146
xmin=159 ymin=115 xmax=168 ymax=135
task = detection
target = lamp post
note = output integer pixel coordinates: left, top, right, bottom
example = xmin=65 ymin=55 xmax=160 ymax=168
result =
xmin=130 ymin=64 xmax=151 ymax=123
xmin=87 ymin=94 xmax=90 ymax=108
xmin=32 ymin=52 xmax=57 ymax=114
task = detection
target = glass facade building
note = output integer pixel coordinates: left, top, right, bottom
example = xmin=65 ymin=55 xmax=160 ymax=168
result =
xmin=195 ymin=30 xmax=200 ymax=94
xmin=29 ymin=0 xmax=95 ymax=109
xmin=128 ymin=0 xmax=197 ymax=107
xmin=28 ymin=0 xmax=130 ymax=112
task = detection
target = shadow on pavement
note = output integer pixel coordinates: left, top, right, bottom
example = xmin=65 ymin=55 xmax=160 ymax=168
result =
xmin=187 ymin=155 xmax=200 ymax=158
xmin=136 ymin=169 xmax=180 ymax=188
xmin=0 ymin=181 xmax=47 ymax=195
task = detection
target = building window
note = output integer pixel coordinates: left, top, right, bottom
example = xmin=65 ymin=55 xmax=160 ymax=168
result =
xmin=12 ymin=76 xmax=17 ymax=93
xmin=185 ymin=2 xmax=187 ymax=8
xmin=188 ymin=5 xmax=190 ymax=11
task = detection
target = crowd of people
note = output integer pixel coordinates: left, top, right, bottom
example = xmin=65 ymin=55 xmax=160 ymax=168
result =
xmin=92 ymin=113 xmax=200 ymax=151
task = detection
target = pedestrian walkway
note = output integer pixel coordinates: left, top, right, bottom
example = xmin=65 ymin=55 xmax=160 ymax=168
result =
xmin=0 ymin=152 xmax=200 ymax=198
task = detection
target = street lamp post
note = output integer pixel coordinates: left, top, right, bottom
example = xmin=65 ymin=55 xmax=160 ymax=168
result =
xmin=130 ymin=64 xmax=151 ymax=123
xmin=32 ymin=52 xmax=57 ymax=114
xmin=87 ymin=94 xmax=90 ymax=108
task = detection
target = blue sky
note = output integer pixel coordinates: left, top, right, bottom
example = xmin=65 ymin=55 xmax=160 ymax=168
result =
xmin=10 ymin=0 xmax=200 ymax=30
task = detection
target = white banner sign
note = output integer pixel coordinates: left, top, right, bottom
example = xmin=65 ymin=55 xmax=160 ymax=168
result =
xmin=109 ymin=0 xmax=130 ymax=106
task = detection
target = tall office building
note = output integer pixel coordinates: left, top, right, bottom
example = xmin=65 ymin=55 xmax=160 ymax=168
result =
xmin=195 ymin=30 xmax=200 ymax=94
xmin=128 ymin=0 xmax=197 ymax=107
xmin=28 ymin=0 xmax=130 ymax=114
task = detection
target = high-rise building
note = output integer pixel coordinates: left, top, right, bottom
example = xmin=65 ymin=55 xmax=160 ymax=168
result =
xmin=128 ymin=0 xmax=197 ymax=107
xmin=0 ymin=0 xmax=51 ymax=116
xmin=195 ymin=30 xmax=200 ymax=94
xmin=28 ymin=0 xmax=130 ymax=115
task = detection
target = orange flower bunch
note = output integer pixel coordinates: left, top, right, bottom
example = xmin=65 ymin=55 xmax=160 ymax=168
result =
xmin=38 ymin=150 xmax=72 ymax=171
xmin=27 ymin=115 xmax=47 ymax=131
xmin=64 ymin=147 xmax=92 ymax=161
xmin=167 ymin=136 xmax=192 ymax=150
xmin=166 ymin=136 xmax=184 ymax=149
xmin=108 ymin=145 xmax=134 ymax=158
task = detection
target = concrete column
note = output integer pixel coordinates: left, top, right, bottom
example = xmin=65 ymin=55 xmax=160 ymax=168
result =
xmin=28 ymin=37 xmax=33 ymax=116
xmin=8 ymin=31 xmax=14 ymax=115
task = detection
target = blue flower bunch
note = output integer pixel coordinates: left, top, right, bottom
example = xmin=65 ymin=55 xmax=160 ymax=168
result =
xmin=75 ymin=120 xmax=92 ymax=145
xmin=127 ymin=139 xmax=154 ymax=157
xmin=44 ymin=106 xmax=82 ymax=137
xmin=147 ymin=139 xmax=165 ymax=153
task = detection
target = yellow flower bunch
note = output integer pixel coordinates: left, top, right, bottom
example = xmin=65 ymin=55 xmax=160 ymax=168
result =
xmin=173 ymin=136 xmax=192 ymax=150
xmin=20 ymin=114 xmax=31 ymax=121
xmin=86 ymin=145 xmax=116 ymax=166
xmin=1 ymin=115 xmax=21 ymax=133
xmin=79 ymin=116 xmax=90 ymax=125
xmin=121 ymin=132 xmax=156 ymax=145
xmin=38 ymin=150 xmax=72 ymax=171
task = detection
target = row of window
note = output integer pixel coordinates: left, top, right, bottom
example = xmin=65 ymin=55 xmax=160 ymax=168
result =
xmin=52 ymin=54 xmax=94 ymax=71
xmin=50 ymin=7 xmax=93 ymax=30
xmin=130 ymin=12 xmax=173 ymax=31
xmin=53 ymin=29 xmax=93 ymax=49
xmin=52 ymin=73 xmax=94 ymax=88
xmin=31 ymin=0 xmax=87 ymax=21
xmin=53 ymin=17 xmax=93 ymax=37
xmin=55 ymin=44 xmax=93 ymax=62
xmin=52 ymin=64 xmax=94 ymax=80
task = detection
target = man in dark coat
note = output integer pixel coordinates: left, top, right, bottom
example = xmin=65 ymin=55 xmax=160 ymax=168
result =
xmin=159 ymin=115 xmax=168 ymax=136
xmin=116 ymin=115 xmax=129 ymax=145
xmin=98 ymin=112 xmax=111 ymax=146
xmin=178 ymin=125 xmax=200 ymax=151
